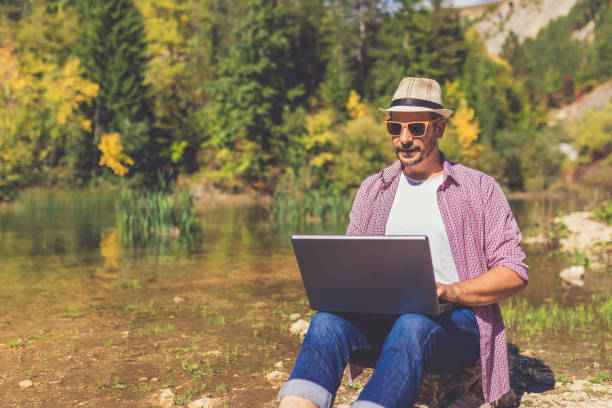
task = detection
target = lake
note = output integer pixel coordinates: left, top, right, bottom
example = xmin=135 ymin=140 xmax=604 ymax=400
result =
xmin=0 ymin=189 xmax=609 ymax=407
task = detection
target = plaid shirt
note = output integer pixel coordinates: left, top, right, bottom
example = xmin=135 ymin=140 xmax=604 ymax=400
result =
xmin=346 ymin=156 xmax=528 ymax=404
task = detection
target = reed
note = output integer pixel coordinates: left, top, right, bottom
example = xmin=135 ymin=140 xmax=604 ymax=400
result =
xmin=117 ymin=189 xmax=197 ymax=246
xmin=502 ymin=293 xmax=611 ymax=337
xmin=270 ymin=188 xmax=353 ymax=233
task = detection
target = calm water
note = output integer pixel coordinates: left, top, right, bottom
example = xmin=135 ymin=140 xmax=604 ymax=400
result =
xmin=0 ymin=190 xmax=609 ymax=371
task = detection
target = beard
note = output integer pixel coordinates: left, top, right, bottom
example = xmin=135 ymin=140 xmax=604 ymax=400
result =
xmin=395 ymin=135 xmax=437 ymax=167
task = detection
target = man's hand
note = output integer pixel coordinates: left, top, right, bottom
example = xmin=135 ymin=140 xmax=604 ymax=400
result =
xmin=436 ymin=282 xmax=461 ymax=303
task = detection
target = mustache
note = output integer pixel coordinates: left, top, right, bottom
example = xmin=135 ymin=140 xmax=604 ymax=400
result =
xmin=396 ymin=145 xmax=420 ymax=152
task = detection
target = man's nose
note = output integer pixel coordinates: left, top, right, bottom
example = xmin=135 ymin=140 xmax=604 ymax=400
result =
xmin=399 ymin=126 xmax=413 ymax=145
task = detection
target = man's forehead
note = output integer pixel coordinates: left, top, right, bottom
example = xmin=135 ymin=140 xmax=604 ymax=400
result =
xmin=388 ymin=111 xmax=433 ymax=121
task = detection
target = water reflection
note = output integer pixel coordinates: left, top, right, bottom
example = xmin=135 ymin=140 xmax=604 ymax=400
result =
xmin=0 ymin=190 xmax=608 ymax=360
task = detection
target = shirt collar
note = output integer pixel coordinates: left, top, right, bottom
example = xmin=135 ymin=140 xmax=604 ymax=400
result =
xmin=379 ymin=152 xmax=460 ymax=186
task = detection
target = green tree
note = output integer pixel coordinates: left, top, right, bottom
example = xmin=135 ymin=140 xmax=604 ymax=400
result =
xmin=591 ymin=5 xmax=612 ymax=80
xmin=201 ymin=0 xmax=325 ymax=189
xmin=75 ymin=0 xmax=152 ymax=177
xmin=370 ymin=0 xmax=465 ymax=104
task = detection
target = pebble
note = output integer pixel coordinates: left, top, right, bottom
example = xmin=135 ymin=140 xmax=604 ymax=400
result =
xmin=173 ymin=296 xmax=184 ymax=304
xmin=187 ymin=398 xmax=214 ymax=408
xmin=448 ymin=392 xmax=484 ymax=407
xmin=159 ymin=389 xmax=175 ymax=408
xmin=265 ymin=370 xmax=288 ymax=383
xmin=289 ymin=313 xmax=301 ymax=321
xmin=559 ymin=265 xmax=585 ymax=286
xmin=138 ymin=377 xmax=148 ymax=382
xmin=274 ymin=361 xmax=283 ymax=369
xmin=19 ymin=380 xmax=33 ymax=389
xmin=289 ymin=319 xmax=310 ymax=336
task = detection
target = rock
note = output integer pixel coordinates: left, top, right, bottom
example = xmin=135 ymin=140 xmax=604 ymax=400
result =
xmin=448 ymin=392 xmax=484 ymax=408
xmin=173 ymin=296 xmax=184 ymax=304
xmin=138 ymin=377 xmax=149 ymax=382
xmin=289 ymin=319 xmax=309 ymax=336
xmin=289 ymin=313 xmax=301 ymax=321
xmin=496 ymin=388 xmax=517 ymax=407
xmin=159 ymin=388 xmax=175 ymax=408
xmin=519 ymin=348 xmax=535 ymax=358
xmin=417 ymin=362 xmax=482 ymax=407
xmin=274 ymin=361 xmax=284 ymax=369
xmin=187 ymin=398 xmax=214 ymax=408
xmin=19 ymin=380 xmax=33 ymax=389
xmin=559 ymin=265 xmax=585 ymax=287
xmin=265 ymin=370 xmax=288 ymax=383
xmin=569 ymin=380 xmax=590 ymax=392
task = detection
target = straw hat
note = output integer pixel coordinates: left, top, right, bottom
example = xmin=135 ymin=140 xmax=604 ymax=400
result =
xmin=379 ymin=77 xmax=453 ymax=118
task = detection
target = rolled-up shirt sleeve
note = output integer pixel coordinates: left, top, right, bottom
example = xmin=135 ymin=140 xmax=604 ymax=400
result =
xmin=483 ymin=180 xmax=529 ymax=281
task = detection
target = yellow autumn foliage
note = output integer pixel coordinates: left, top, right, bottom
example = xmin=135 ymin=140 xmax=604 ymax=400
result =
xmin=439 ymin=98 xmax=482 ymax=168
xmin=98 ymin=133 xmax=135 ymax=176
xmin=346 ymin=90 xmax=368 ymax=119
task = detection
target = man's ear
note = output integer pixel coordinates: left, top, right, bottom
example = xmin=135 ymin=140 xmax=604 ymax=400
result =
xmin=435 ymin=120 xmax=446 ymax=139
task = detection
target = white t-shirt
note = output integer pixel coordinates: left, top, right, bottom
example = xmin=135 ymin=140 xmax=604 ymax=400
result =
xmin=385 ymin=173 xmax=460 ymax=284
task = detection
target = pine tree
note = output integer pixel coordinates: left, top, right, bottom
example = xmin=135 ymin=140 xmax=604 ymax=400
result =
xmin=202 ymin=0 xmax=307 ymax=187
xmin=370 ymin=0 xmax=465 ymax=102
xmin=75 ymin=0 xmax=151 ymax=175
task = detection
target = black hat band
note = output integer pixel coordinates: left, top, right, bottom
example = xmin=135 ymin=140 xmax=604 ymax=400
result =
xmin=389 ymin=98 xmax=443 ymax=110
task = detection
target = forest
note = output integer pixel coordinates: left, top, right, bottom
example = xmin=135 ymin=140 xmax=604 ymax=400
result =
xmin=0 ymin=0 xmax=611 ymax=201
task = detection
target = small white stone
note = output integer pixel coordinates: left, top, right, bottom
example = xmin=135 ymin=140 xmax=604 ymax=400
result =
xmin=559 ymin=265 xmax=585 ymax=287
xmin=265 ymin=370 xmax=288 ymax=383
xmin=187 ymin=398 xmax=214 ymax=408
xmin=19 ymin=380 xmax=33 ymax=389
xmin=289 ymin=319 xmax=310 ymax=336
xmin=173 ymin=296 xmax=184 ymax=304
xmin=274 ymin=360 xmax=283 ymax=369
xmin=159 ymin=388 xmax=175 ymax=408
xmin=289 ymin=313 xmax=301 ymax=321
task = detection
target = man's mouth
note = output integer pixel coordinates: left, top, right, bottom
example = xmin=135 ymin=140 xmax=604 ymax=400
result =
xmin=399 ymin=147 xmax=420 ymax=154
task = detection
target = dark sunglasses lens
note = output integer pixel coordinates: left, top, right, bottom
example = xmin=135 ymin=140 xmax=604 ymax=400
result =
xmin=387 ymin=122 xmax=402 ymax=135
xmin=408 ymin=123 xmax=426 ymax=136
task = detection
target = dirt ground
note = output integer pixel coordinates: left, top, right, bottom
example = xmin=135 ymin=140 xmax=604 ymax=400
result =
xmin=1 ymin=268 xmax=609 ymax=408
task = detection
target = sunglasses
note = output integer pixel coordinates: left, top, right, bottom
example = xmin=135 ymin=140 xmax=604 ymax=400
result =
xmin=385 ymin=120 xmax=438 ymax=137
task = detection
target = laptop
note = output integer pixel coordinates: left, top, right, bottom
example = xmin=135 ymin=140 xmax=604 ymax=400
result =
xmin=291 ymin=235 xmax=454 ymax=315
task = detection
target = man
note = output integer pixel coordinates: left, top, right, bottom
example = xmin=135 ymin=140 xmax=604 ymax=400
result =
xmin=279 ymin=77 xmax=528 ymax=408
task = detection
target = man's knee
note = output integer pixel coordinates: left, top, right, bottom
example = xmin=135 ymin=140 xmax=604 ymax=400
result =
xmin=305 ymin=312 xmax=347 ymax=342
xmin=386 ymin=314 xmax=442 ymax=348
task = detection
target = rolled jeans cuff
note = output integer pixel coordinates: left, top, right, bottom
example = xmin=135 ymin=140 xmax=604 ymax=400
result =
xmin=351 ymin=401 xmax=385 ymax=408
xmin=278 ymin=378 xmax=334 ymax=408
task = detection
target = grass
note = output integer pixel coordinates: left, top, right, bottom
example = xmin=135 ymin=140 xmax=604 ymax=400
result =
xmin=589 ymin=372 xmax=611 ymax=384
xmin=114 ymin=279 xmax=141 ymax=289
xmin=592 ymin=200 xmax=612 ymax=224
xmin=215 ymin=383 xmax=228 ymax=394
xmin=8 ymin=338 xmax=23 ymax=348
xmin=123 ymin=299 xmax=155 ymax=314
xmin=270 ymin=188 xmax=353 ymax=233
xmin=149 ymin=322 xmax=175 ymax=333
xmin=502 ymin=293 xmax=611 ymax=336
xmin=181 ymin=359 xmax=207 ymax=380
xmin=117 ymin=188 xmax=197 ymax=247
xmin=345 ymin=381 xmax=365 ymax=390
xmin=556 ymin=374 xmax=569 ymax=383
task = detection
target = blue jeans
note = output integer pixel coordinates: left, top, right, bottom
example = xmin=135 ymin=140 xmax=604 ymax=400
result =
xmin=279 ymin=307 xmax=480 ymax=408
